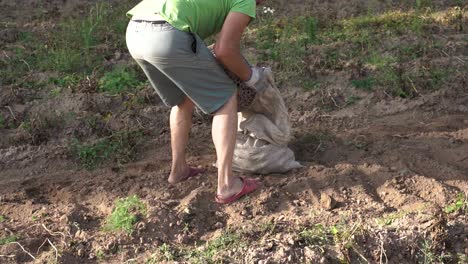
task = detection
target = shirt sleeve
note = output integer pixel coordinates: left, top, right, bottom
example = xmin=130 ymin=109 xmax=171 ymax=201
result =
xmin=230 ymin=0 xmax=256 ymax=19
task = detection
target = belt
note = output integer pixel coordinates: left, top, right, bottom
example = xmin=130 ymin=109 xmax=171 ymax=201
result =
xmin=131 ymin=14 xmax=166 ymax=23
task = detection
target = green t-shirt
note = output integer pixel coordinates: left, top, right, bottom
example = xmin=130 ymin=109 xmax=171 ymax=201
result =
xmin=127 ymin=0 xmax=256 ymax=39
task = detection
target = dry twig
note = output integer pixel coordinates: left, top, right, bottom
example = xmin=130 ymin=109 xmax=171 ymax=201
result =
xmin=9 ymin=242 xmax=35 ymax=260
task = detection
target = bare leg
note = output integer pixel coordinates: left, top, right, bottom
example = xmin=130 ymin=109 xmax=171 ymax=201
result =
xmin=168 ymin=97 xmax=194 ymax=184
xmin=212 ymin=92 xmax=243 ymax=198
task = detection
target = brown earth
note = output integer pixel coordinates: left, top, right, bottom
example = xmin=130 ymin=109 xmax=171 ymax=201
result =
xmin=0 ymin=0 xmax=467 ymax=263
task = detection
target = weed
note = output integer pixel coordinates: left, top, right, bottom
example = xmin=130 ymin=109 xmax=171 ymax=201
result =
xmin=147 ymin=243 xmax=177 ymax=263
xmin=96 ymin=249 xmax=105 ymax=260
xmin=305 ymin=17 xmax=319 ymax=45
xmin=303 ymin=80 xmax=320 ymax=91
xmin=415 ymin=0 xmax=432 ymax=11
xmin=427 ymin=68 xmax=451 ymax=90
xmin=185 ymin=231 xmax=245 ymax=263
xmin=365 ymin=53 xmax=397 ymax=70
xmin=260 ymin=220 xmax=276 ymax=235
xmin=0 ymin=236 xmax=17 ymax=245
xmin=98 ymin=66 xmax=144 ymax=95
xmin=299 ymin=224 xmax=329 ymax=250
xmin=104 ymin=195 xmax=146 ymax=234
xmin=50 ymin=74 xmax=83 ymax=89
xmin=71 ymin=130 xmax=143 ymax=170
xmin=345 ymin=95 xmax=361 ymax=106
xmin=0 ymin=115 xmax=5 ymax=129
xmin=247 ymin=16 xmax=317 ymax=81
xmin=416 ymin=239 xmax=450 ymax=264
xmin=444 ymin=193 xmax=466 ymax=214
xmin=329 ymin=222 xmax=362 ymax=250
xmin=0 ymin=215 xmax=5 ymax=222
xmin=351 ymin=78 xmax=375 ymax=91
xmin=50 ymin=87 xmax=62 ymax=97
xmin=376 ymin=211 xmax=408 ymax=226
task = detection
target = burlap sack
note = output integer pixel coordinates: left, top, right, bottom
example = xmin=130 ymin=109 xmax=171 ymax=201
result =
xmin=232 ymin=68 xmax=301 ymax=174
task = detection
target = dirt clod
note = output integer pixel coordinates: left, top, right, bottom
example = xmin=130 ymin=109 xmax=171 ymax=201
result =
xmin=320 ymin=192 xmax=337 ymax=210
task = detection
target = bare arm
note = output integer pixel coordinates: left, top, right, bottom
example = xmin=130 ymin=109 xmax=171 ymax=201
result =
xmin=214 ymin=12 xmax=252 ymax=81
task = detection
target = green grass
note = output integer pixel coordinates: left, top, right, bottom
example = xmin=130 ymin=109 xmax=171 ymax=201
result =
xmin=0 ymin=236 xmax=17 ymax=245
xmin=299 ymin=224 xmax=329 ymax=250
xmin=375 ymin=211 xmax=408 ymax=226
xmin=98 ymin=66 xmax=144 ymax=95
xmin=351 ymin=78 xmax=375 ymax=91
xmin=0 ymin=1 xmax=137 ymax=88
xmin=345 ymin=95 xmax=361 ymax=106
xmin=71 ymin=130 xmax=143 ymax=170
xmin=303 ymin=80 xmax=320 ymax=91
xmin=147 ymin=243 xmax=177 ymax=263
xmin=0 ymin=115 xmax=5 ymax=129
xmin=104 ymin=195 xmax=146 ymax=234
xmin=444 ymin=193 xmax=466 ymax=214
xmin=185 ymin=231 xmax=245 ymax=263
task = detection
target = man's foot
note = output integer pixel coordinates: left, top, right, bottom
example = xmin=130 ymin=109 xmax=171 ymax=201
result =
xmin=215 ymin=177 xmax=260 ymax=204
xmin=168 ymin=166 xmax=205 ymax=184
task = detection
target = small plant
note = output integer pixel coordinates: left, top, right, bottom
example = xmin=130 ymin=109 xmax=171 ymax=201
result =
xmin=0 ymin=236 xmax=17 ymax=245
xmin=345 ymin=95 xmax=361 ymax=106
xmin=104 ymin=195 xmax=146 ymax=234
xmin=376 ymin=211 xmax=407 ymax=226
xmin=96 ymin=249 xmax=105 ymax=260
xmin=417 ymin=239 xmax=437 ymax=264
xmin=0 ymin=215 xmax=5 ymax=222
xmin=98 ymin=66 xmax=144 ymax=95
xmin=186 ymin=231 xmax=244 ymax=263
xmin=351 ymin=78 xmax=375 ymax=91
xmin=50 ymin=87 xmax=62 ymax=97
xmin=444 ymin=193 xmax=466 ymax=214
xmin=299 ymin=224 xmax=329 ymax=250
xmin=147 ymin=243 xmax=177 ymax=263
xmin=303 ymin=80 xmax=320 ymax=91
xmin=260 ymin=220 xmax=276 ymax=234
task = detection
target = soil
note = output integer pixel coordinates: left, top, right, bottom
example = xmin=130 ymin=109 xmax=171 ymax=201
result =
xmin=0 ymin=0 xmax=467 ymax=263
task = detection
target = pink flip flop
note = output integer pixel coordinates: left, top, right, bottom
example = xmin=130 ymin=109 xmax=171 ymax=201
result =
xmin=179 ymin=167 xmax=205 ymax=182
xmin=215 ymin=177 xmax=260 ymax=204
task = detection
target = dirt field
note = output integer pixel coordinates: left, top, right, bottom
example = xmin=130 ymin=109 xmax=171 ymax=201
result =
xmin=0 ymin=0 xmax=467 ymax=263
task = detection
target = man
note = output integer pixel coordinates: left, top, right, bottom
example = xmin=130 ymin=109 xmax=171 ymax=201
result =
xmin=126 ymin=0 xmax=266 ymax=204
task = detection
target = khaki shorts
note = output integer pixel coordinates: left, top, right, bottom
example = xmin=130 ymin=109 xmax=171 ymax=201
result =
xmin=126 ymin=19 xmax=237 ymax=114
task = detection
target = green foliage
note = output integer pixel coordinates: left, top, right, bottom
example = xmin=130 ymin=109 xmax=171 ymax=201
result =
xmin=444 ymin=193 xmax=466 ymax=214
xmin=249 ymin=16 xmax=319 ymax=81
xmin=147 ymin=243 xmax=177 ymax=263
xmin=99 ymin=66 xmax=144 ymax=95
xmin=376 ymin=211 xmax=408 ymax=226
xmin=71 ymin=130 xmax=143 ymax=170
xmin=104 ymin=195 xmax=146 ymax=234
xmin=0 ymin=215 xmax=5 ymax=222
xmin=0 ymin=115 xmax=5 ymax=129
xmin=185 ymin=231 xmax=244 ymax=263
xmin=303 ymin=80 xmax=320 ymax=91
xmin=351 ymin=78 xmax=375 ymax=91
xmin=417 ymin=239 xmax=450 ymax=264
xmin=0 ymin=236 xmax=17 ymax=245
xmin=299 ymin=224 xmax=329 ymax=249
xmin=345 ymin=95 xmax=361 ymax=106
xmin=0 ymin=2 xmax=135 ymax=86
xmin=415 ymin=0 xmax=432 ymax=11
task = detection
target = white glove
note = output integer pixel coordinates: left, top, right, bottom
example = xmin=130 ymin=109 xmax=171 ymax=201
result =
xmin=245 ymin=67 xmax=268 ymax=92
